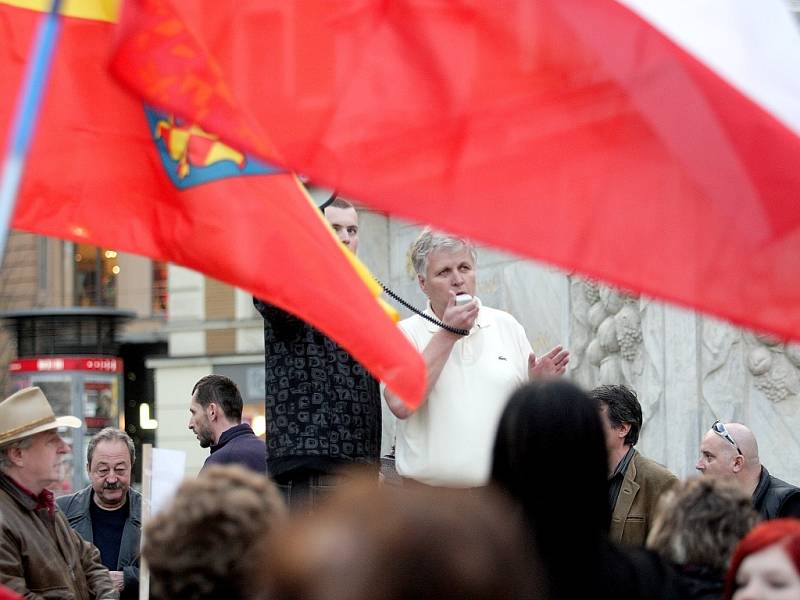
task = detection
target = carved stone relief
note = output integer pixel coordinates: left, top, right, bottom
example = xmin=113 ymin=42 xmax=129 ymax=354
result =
xmin=745 ymin=333 xmax=800 ymax=403
xmin=698 ymin=318 xmax=745 ymax=422
xmin=570 ymin=278 xmax=644 ymax=388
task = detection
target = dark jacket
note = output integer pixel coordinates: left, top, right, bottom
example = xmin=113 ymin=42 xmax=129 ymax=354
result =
xmin=672 ymin=564 xmax=724 ymax=600
xmin=549 ymin=539 xmax=682 ymax=600
xmin=254 ymin=299 xmax=381 ymax=476
xmin=56 ymin=486 xmax=141 ymax=599
xmin=610 ymin=449 xmax=678 ymax=546
xmin=0 ymin=473 xmax=117 ymax=599
xmin=203 ymin=423 xmax=266 ymax=474
xmin=752 ymin=465 xmax=800 ymax=520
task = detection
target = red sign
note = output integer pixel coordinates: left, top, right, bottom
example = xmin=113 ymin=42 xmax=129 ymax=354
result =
xmin=9 ymin=357 xmax=123 ymax=373
xmin=85 ymin=416 xmax=113 ymax=429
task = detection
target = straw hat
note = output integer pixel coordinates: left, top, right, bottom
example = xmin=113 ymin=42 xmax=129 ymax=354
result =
xmin=0 ymin=387 xmax=81 ymax=446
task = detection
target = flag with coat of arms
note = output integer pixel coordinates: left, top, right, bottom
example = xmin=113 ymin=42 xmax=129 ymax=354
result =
xmin=0 ymin=0 xmax=426 ymax=409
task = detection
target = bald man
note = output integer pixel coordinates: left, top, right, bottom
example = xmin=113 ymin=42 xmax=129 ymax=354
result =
xmin=696 ymin=421 xmax=800 ymax=520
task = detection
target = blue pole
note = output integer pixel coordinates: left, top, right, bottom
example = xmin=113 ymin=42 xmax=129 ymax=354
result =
xmin=0 ymin=0 xmax=63 ymax=266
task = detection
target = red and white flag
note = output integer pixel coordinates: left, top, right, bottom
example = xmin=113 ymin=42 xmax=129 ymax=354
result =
xmin=112 ymin=0 xmax=800 ymax=341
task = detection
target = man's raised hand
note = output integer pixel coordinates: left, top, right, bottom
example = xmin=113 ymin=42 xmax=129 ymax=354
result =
xmin=528 ymin=345 xmax=569 ymax=379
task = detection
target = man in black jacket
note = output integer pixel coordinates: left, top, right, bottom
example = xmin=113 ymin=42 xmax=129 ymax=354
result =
xmin=57 ymin=428 xmax=140 ymax=599
xmin=696 ymin=420 xmax=800 ymax=520
xmin=188 ymin=375 xmax=266 ymax=473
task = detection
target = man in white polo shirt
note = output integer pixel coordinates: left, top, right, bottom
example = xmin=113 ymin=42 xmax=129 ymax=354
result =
xmin=384 ymin=229 xmax=569 ymax=487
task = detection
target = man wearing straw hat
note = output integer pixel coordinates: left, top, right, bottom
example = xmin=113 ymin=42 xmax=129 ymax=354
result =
xmin=0 ymin=387 xmax=117 ymax=599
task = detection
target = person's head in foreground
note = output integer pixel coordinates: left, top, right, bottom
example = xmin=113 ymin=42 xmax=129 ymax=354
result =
xmin=492 ymin=379 xmax=610 ymax=544
xmin=262 ymin=473 xmax=547 ymax=600
xmin=724 ymin=518 xmax=800 ymax=600
xmin=647 ymin=476 xmax=758 ymax=595
xmin=143 ymin=465 xmax=286 ymax=600
xmin=491 ymin=380 xmax=688 ymax=600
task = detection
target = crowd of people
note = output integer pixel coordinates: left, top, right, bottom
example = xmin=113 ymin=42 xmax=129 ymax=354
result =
xmin=0 ymin=207 xmax=799 ymax=599
xmin=2 ymin=380 xmax=799 ymax=599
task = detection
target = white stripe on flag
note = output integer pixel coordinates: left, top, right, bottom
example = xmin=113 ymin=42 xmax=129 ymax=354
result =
xmin=616 ymin=0 xmax=800 ymax=137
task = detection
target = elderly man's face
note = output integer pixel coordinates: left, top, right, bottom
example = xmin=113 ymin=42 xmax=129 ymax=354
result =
xmin=22 ymin=430 xmax=70 ymax=491
xmin=89 ymin=440 xmax=131 ymax=510
xmin=695 ymin=431 xmax=737 ymax=477
xmin=324 ymin=206 xmax=359 ymax=254
xmin=419 ymin=246 xmax=476 ymax=316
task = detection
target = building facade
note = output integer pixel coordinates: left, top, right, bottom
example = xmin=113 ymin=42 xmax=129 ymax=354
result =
xmin=0 ymin=232 xmax=167 ymax=487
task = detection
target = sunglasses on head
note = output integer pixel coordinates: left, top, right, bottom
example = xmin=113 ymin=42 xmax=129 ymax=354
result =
xmin=712 ymin=420 xmax=742 ymax=456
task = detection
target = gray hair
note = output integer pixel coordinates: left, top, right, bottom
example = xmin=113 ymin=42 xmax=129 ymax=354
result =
xmin=0 ymin=435 xmax=35 ymax=471
xmin=409 ymin=229 xmax=477 ymax=277
xmin=87 ymin=427 xmax=135 ymax=467
xmin=646 ymin=477 xmax=758 ymax=570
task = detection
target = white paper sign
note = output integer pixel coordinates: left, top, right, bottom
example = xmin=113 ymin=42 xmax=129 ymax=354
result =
xmin=150 ymin=448 xmax=186 ymax=516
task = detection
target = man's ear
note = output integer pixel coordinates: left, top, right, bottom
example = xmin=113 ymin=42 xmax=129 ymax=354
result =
xmin=617 ymin=422 xmax=632 ymax=440
xmin=6 ymin=445 xmax=25 ymax=468
xmin=732 ymin=454 xmax=745 ymax=473
xmin=418 ymin=274 xmax=427 ymax=295
xmin=207 ymin=403 xmax=217 ymax=422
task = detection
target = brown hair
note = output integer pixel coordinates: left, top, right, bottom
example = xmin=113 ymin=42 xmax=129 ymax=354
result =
xmin=143 ymin=465 xmax=286 ymax=600
xmin=327 ymin=197 xmax=354 ymax=210
xmin=191 ymin=374 xmax=243 ymax=422
xmin=263 ymin=474 xmax=546 ymax=600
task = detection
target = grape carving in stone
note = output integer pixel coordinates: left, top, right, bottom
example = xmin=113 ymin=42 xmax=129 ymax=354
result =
xmin=615 ymin=305 xmax=643 ymax=362
xmin=573 ymin=278 xmax=644 ymax=386
xmin=746 ymin=337 xmax=800 ymax=403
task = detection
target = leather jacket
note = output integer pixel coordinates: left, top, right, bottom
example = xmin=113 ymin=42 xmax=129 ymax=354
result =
xmin=57 ymin=486 xmax=141 ymax=599
xmin=752 ymin=465 xmax=800 ymax=520
xmin=0 ymin=473 xmax=117 ymax=599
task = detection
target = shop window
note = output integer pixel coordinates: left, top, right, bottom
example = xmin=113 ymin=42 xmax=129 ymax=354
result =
xmin=74 ymin=245 xmax=119 ymax=307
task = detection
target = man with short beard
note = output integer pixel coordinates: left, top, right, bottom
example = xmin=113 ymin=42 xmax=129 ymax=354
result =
xmin=57 ymin=428 xmax=141 ymax=599
xmin=188 ymin=375 xmax=266 ymax=473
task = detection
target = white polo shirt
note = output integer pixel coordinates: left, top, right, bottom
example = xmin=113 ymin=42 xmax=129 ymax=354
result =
xmin=392 ymin=301 xmax=532 ymax=487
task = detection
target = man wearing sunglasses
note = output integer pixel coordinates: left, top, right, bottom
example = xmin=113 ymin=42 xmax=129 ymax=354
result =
xmin=696 ymin=421 xmax=800 ymax=520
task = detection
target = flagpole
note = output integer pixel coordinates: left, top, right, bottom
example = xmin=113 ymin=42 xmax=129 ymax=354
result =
xmin=0 ymin=0 xmax=63 ymax=267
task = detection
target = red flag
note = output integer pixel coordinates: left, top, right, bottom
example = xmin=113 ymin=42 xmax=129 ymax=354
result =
xmin=112 ymin=0 xmax=800 ymax=341
xmin=0 ymin=1 xmax=425 ymax=407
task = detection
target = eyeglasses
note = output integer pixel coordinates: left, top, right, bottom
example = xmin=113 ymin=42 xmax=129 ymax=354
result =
xmin=711 ymin=420 xmax=742 ymax=456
